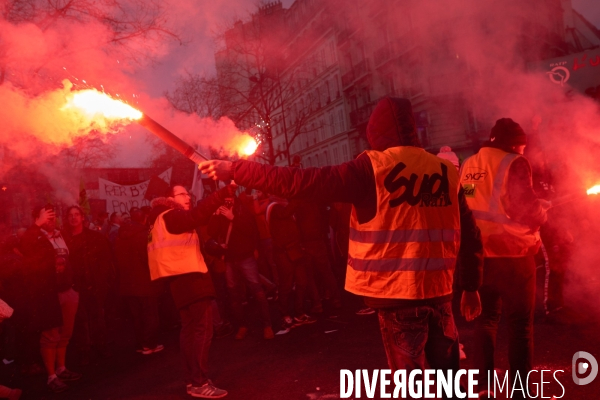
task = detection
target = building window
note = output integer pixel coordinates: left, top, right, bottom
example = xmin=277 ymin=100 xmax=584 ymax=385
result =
xmin=324 ymin=151 xmax=330 ymax=165
xmin=329 ymin=41 xmax=336 ymax=65
xmin=333 ymin=147 xmax=339 ymax=165
xmin=333 ymin=75 xmax=340 ymax=97
xmin=338 ymin=110 xmax=345 ymax=132
xmin=342 ymin=143 xmax=349 ymax=161
xmin=330 ymin=113 xmax=336 ymax=136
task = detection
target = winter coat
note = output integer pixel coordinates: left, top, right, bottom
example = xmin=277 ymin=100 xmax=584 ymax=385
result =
xmin=63 ymin=227 xmax=112 ymax=297
xmin=20 ymin=225 xmax=71 ymax=331
xmin=149 ymin=186 xmax=233 ymax=309
xmin=207 ymin=199 xmax=259 ymax=262
xmin=0 ymin=251 xmax=29 ymax=327
xmin=114 ymin=221 xmax=162 ymax=297
xmin=290 ymin=200 xmax=330 ymax=243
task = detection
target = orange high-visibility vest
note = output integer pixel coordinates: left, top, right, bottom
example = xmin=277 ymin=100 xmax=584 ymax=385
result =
xmin=345 ymin=147 xmax=461 ymax=300
xmin=460 ymin=147 xmax=540 ymax=258
xmin=147 ymin=210 xmax=207 ymax=280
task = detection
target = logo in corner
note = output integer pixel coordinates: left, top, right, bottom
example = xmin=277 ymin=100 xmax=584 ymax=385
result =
xmin=573 ymin=351 xmax=598 ymax=385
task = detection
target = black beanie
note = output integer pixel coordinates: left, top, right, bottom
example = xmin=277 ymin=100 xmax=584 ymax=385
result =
xmin=490 ymin=118 xmax=527 ymax=146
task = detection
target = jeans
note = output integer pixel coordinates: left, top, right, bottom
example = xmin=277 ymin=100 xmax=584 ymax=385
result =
xmin=125 ymin=296 xmax=159 ymax=349
xmin=74 ymin=289 xmax=107 ymax=351
xmin=475 ymin=256 xmax=536 ymax=398
xmin=225 ymin=257 xmax=271 ymax=328
xmin=274 ymin=251 xmax=309 ymax=317
xmin=258 ymin=238 xmax=279 ymax=286
xmin=180 ymin=299 xmax=213 ymax=387
xmin=378 ymin=301 xmax=459 ymax=398
xmin=303 ymin=240 xmax=341 ymax=306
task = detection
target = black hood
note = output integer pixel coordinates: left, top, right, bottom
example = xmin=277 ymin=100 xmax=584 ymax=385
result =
xmin=366 ymin=97 xmax=421 ymax=151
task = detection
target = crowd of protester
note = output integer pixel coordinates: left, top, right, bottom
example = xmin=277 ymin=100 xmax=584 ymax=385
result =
xmin=0 ymin=115 xmax=583 ymax=398
xmin=0 ymin=183 xmax=354 ymax=397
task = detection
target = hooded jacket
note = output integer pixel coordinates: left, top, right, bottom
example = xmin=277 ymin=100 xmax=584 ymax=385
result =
xmin=229 ymin=97 xmax=483 ymax=307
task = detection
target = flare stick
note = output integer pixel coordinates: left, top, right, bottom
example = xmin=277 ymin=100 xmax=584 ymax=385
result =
xmin=550 ymin=193 xmax=588 ymax=208
xmin=137 ymin=114 xmax=208 ymax=163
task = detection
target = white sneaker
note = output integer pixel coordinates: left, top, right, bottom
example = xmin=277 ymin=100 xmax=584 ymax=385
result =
xmin=190 ymin=380 xmax=227 ymax=398
xmin=141 ymin=344 xmax=164 ymax=355
xmin=356 ymin=307 xmax=375 ymax=315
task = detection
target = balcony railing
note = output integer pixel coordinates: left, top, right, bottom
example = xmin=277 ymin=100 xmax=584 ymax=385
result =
xmin=373 ymin=44 xmax=391 ymax=67
xmin=337 ymin=28 xmax=351 ymax=45
xmin=342 ymin=59 xmax=370 ymax=89
xmin=349 ymin=102 xmax=376 ymax=127
xmin=341 ymin=70 xmax=355 ymax=88
xmin=354 ymin=59 xmax=369 ymax=80
xmin=395 ymin=30 xmax=420 ymax=55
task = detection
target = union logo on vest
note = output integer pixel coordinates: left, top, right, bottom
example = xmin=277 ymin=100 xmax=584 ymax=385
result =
xmin=384 ymin=162 xmax=452 ymax=207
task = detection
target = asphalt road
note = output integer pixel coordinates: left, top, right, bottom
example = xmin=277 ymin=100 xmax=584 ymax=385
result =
xmin=8 ymin=267 xmax=600 ymax=400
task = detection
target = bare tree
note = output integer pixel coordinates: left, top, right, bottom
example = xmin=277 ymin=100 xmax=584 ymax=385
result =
xmin=197 ymin=6 xmax=323 ymax=165
xmin=165 ymin=73 xmax=223 ymax=119
xmin=58 ymin=131 xmax=116 ymax=169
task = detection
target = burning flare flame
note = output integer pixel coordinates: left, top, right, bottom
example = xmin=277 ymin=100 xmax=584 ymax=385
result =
xmin=59 ymin=80 xmax=257 ymax=158
xmin=587 ymin=185 xmax=600 ymax=195
xmin=64 ymin=89 xmax=142 ymax=121
xmin=240 ymin=136 xmax=258 ymax=156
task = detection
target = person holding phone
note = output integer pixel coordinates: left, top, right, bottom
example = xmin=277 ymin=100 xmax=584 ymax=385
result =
xmin=20 ymin=204 xmax=81 ymax=393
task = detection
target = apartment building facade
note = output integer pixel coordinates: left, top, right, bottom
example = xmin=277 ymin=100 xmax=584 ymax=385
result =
xmin=215 ymin=0 xmax=598 ymax=166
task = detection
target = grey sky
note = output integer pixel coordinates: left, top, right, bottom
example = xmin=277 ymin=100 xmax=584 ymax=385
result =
xmin=572 ymin=0 xmax=600 ymax=27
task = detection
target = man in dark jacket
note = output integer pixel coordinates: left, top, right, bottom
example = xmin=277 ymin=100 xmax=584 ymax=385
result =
xmin=114 ymin=207 xmax=163 ymax=354
xmin=21 ymin=205 xmax=81 ymax=393
xmin=63 ymin=205 xmax=113 ymax=361
xmin=200 ymin=97 xmax=484 ymax=387
xmin=460 ymin=118 xmax=549 ymax=397
xmin=290 ymin=199 xmax=341 ymax=313
xmin=207 ymin=195 xmax=273 ymax=340
xmin=149 ymin=184 xmax=234 ymax=399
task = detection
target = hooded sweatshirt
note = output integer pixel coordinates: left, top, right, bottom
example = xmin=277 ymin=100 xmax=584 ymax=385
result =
xmin=229 ymin=97 xmax=483 ymax=307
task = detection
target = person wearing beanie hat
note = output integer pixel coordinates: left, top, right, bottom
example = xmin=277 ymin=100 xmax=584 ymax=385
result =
xmin=437 ymin=146 xmax=460 ymax=169
xmin=460 ymin=117 xmax=550 ymax=397
xmin=199 ymin=97 xmax=485 ymax=384
xmin=488 ymin=118 xmax=527 ymax=153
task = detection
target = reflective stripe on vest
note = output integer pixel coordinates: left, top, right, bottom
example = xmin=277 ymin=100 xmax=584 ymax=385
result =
xmin=350 ymin=227 xmax=460 ymax=243
xmin=460 ymin=147 xmax=540 ymax=257
xmin=345 ymin=147 xmax=461 ymax=300
xmin=348 ymin=256 xmax=456 ymax=272
xmin=147 ymin=210 xmax=207 ymax=280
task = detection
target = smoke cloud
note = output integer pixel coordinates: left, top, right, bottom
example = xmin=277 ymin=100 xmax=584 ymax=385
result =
xmin=0 ymin=0 xmax=259 ymax=206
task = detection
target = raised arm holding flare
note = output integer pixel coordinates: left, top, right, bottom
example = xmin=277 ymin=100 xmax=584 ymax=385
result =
xmin=200 ymin=97 xmax=484 ymax=382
